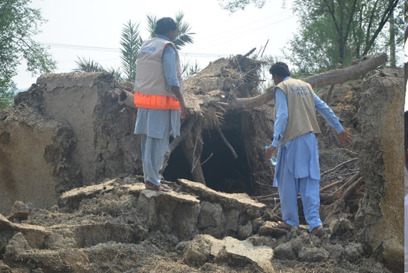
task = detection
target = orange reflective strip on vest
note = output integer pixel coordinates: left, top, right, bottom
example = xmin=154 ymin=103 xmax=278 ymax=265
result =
xmin=133 ymin=92 xmax=181 ymax=110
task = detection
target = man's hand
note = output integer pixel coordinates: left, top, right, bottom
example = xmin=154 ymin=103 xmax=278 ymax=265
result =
xmin=170 ymin=85 xmax=188 ymax=118
xmin=338 ymin=130 xmax=353 ymax=147
xmin=265 ymin=145 xmax=277 ymax=159
xmin=180 ymin=105 xmax=188 ymax=119
xmin=116 ymin=90 xmax=137 ymax=109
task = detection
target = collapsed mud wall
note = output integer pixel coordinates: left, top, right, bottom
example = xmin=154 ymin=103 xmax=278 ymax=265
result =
xmin=0 ymin=106 xmax=76 ymax=214
xmin=0 ymin=72 xmax=141 ymax=215
xmin=32 ymin=72 xmax=141 ymax=184
xmin=355 ymin=68 xmax=404 ymax=272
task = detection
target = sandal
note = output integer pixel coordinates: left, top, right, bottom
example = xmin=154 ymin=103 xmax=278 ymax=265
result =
xmin=271 ymin=221 xmax=292 ymax=231
xmin=145 ymin=181 xmax=172 ymax=192
xmin=310 ymin=225 xmax=325 ymax=237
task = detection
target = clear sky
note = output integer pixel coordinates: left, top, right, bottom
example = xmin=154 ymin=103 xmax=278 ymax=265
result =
xmin=12 ymin=0 xmax=298 ymax=90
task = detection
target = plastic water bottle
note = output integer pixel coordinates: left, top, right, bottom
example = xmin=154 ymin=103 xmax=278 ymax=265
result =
xmin=264 ymin=145 xmax=277 ymax=166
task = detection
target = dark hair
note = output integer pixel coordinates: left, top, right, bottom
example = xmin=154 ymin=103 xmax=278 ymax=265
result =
xmin=269 ymin=62 xmax=290 ymax=77
xmin=155 ymin=17 xmax=177 ymax=35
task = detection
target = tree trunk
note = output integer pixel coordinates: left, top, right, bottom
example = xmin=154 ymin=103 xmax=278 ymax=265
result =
xmin=224 ymin=53 xmax=387 ymax=110
xmin=304 ymin=53 xmax=387 ymax=87
xmin=389 ymin=5 xmax=396 ymax=68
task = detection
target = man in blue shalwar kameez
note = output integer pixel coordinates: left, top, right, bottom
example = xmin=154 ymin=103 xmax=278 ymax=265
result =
xmin=265 ymin=62 xmax=352 ymax=236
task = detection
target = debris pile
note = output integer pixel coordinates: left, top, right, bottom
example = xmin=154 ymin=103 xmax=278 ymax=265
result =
xmin=0 ymin=177 xmax=394 ymax=272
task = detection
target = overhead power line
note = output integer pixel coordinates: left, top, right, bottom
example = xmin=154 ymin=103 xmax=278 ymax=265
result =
xmin=195 ymin=15 xmax=295 ymax=51
xmin=43 ymin=42 xmax=120 ymax=52
xmin=41 ymin=42 xmax=230 ymax=58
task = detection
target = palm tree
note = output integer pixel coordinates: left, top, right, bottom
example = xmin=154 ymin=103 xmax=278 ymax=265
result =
xmin=122 ymin=12 xmax=196 ymax=81
xmin=146 ymin=12 xmax=195 ymax=50
xmin=73 ymin=57 xmax=104 ymax=72
xmin=181 ymin=60 xmax=201 ymax=80
xmin=74 ymin=12 xmax=196 ymax=81
xmin=120 ymin=21 xmax=142 ymax=82
xmin=173 ymin=12 xmax=195 ymax=50
xmin=74 ymin=57 xmax=123 ymax=82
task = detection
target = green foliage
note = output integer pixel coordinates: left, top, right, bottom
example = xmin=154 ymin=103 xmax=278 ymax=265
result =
xmin=146 ymin=14 xmax=157 ymax=39
xmin=0 ymin=83 xmax=17 ymax=110
xmin=75 ymin=12 xmax=197 ymax=82
xmin=217 ymin=0 xmax=402 ymax=75
xmin=217 ymin=0 xmax=267 ymax=12
xmin=181 ymin=60 xmax=201 ymax=79
xmin=0 ymin=0 xmax=56 ymax=90
xmin=173 ymin=12 xmax=195 ymax=50
xmin=146 ymin=12 xmax=195 ymax=50
xmin=74 ymin=57 xmax=123 ymax=82
xmin=74 ymin=57 xmax=104 ymax=72
xmin=257 ymin=54 xmax=279 ymax=92
xmin=120 ymin=21 xmax=142 ymax=82
xmin=406 ymin=0 xmax=408 ymax=23
xmin=286 ymin=0 xmax=402 ymax=75
xmin=145 ymin=12 xmax=197 ymax=79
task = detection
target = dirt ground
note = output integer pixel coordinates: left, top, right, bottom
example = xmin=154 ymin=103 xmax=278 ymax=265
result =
xmin=0 ymin=176 xmax=393 ymax=273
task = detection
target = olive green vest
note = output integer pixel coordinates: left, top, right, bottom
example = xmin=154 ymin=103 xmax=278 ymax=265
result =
xmin=277 ymin=78 xmax=321 ymax=146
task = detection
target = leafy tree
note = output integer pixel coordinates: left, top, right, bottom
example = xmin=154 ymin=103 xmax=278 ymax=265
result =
xmin=287 ymin=0 xmax=401 ymax=75
xmin=217 ymin=0 xmax=267 ymax=12
xmin=217 ymin=0 xmax=402 ymax=75
xmin=0 ymin=0 xmax=56 ymax=90
xmin=354 ymin=0 xmax=401 ymax=57
xmin=0 ymin=83 xmax=16 ymax=110
xmin=259 ymin=54 xmax=279 ymax=88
